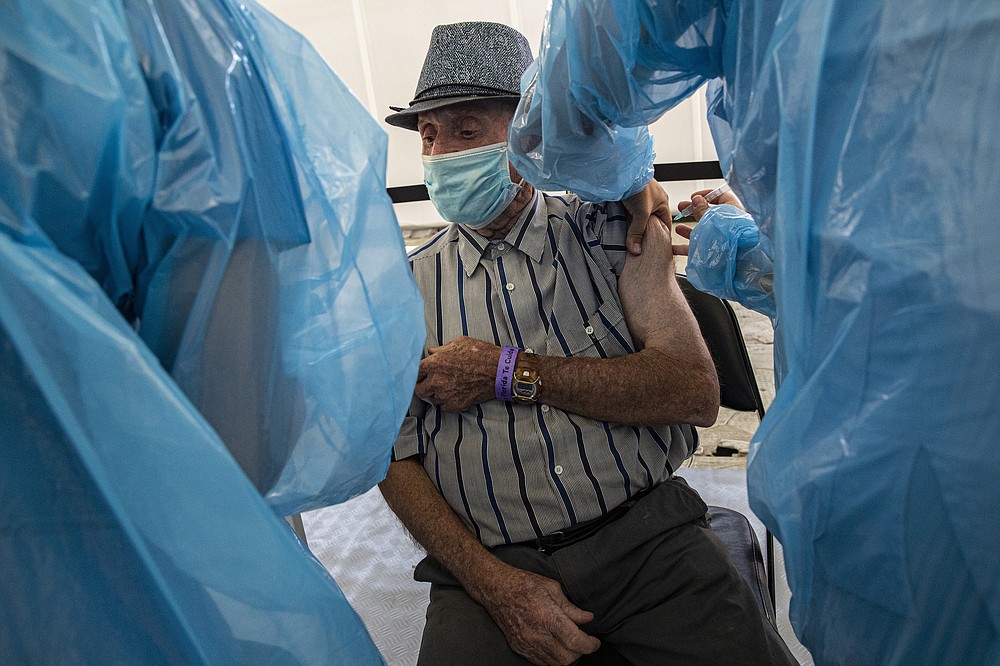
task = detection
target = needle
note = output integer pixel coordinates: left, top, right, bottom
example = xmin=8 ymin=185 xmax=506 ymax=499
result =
xmin=672 ymin=183 xmax=732 ymax=222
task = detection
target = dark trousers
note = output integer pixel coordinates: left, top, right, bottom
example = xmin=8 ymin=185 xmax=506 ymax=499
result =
xmin=414 ymin=477 xmax=797 ymax=665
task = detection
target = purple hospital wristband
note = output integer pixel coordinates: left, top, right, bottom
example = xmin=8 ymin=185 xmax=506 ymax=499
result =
xmin=495 ymin=346 xmax=519 ymax=401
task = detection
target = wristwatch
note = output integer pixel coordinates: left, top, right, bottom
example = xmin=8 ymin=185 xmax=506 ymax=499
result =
xmin=512 ymin=352 xmax=542 ymax=404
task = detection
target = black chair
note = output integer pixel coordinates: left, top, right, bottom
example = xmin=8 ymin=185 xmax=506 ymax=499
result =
xmin=675 ymin=274 xmax=775 ymax=617
xmin=581 ymin=275 xmax=775 ymax=665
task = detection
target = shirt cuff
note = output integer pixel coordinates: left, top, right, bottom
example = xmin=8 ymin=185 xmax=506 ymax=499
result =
xmin=391 ymin=415 xmax=425 ymax=461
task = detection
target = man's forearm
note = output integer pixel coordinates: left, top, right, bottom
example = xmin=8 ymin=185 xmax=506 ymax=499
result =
xmin=537 ymin=345 xmax=717 ymax=427
xmin=418 ymin=329 xmax=718 ymax=426
xmin=378 ymin=458 xmax=510 ymax=601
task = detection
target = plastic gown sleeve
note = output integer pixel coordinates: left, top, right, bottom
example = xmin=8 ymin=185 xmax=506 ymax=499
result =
xmin=1 ymin=0 xmax=424 ymax=517
xmin=686 ymin=205 xmax=775 ymax=319
xmin=1 ymin=0 xmax=425 ymax=660
xmin=513 ymin=0 xmax=1000 ymax=663
xmin=0 ymin=227 xmax=385 ymax=663
xmin=508 ymin=0 xmax=728 ymax=201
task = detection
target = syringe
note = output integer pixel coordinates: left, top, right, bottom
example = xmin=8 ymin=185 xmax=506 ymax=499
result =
xmin=672 ymin=183 xmax=732 ymax=222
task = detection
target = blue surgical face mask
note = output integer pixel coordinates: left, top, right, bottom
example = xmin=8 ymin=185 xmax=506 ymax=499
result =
xmin=422 ymin=142 xmax=522 ymax=228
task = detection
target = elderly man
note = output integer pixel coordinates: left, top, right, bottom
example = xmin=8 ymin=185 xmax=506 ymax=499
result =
xmin=379 ymin=22 xmax=795 ymax=666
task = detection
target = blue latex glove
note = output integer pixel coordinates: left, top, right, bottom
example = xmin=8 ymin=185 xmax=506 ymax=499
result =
xmin=686 ymin=205 xmax=776 ymax=319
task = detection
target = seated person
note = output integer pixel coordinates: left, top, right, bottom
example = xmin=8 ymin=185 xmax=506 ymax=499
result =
xmin=379 ymin=21 xmax=796 ymax=666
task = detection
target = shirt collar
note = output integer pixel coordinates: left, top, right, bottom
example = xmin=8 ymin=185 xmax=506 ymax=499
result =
xmin=455 ymin=191 xmax=546 ymax=277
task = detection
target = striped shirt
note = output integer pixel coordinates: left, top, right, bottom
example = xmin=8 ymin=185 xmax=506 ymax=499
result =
xmin=394 ymin=192 xmax=697 ymax=547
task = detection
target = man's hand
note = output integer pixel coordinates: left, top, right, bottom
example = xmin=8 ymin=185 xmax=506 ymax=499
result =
xmin=472 ymin=564 xmax=601 ymax=665
xmin=415 ymin=336 xmax=499 ymax=411
xmin=623 ymin=179 xmax=671 ymax=256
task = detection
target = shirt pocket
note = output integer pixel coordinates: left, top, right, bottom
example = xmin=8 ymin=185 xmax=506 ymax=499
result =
xmin=547 ymin=298 xmax=636 ymax=359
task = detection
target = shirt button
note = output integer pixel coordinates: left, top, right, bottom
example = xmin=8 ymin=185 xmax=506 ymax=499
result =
xmin=496 ymin=242 xmax=506 ymax=250
xmin=541 ymin=405 xmax=550 ymax=413
xmin=554 ymin=465 xmax=564 ymax=475
xmin=505 ymin=282 xmax=515 ymax=291
xmin=585 ymin=325 xmax=595 ymax=335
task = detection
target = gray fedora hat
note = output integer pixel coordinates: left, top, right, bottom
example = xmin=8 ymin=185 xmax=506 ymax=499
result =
xmin=385 ymin=21 xmax=533 ymax=131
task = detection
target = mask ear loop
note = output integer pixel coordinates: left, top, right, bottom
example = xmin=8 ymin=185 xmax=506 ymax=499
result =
xmin=507 ymin=171 xmax=525 ymax=204
xmin=508 ymin=164 xmax=526 ymax=190
xmin=502 ymin=141 xmax=527 ymax=191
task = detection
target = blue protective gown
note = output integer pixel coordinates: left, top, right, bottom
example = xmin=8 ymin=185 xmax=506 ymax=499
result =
xmin=509 ymin=1 xmax=1000 ymax=663
xmin=1 ymin=0 xmax=422 ymax=661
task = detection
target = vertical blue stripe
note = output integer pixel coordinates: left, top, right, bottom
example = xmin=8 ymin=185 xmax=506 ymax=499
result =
xmin=524 ymin=259 xmax=549 ymax=335
xmin=496 ymin=257 xmax=524 ymax=348
xmin=648 ymin=427 xmax=671 ymax=458
xmin=483 ymin=270 xmax=502 ymax=345
xmin=555 ymin=251 xmax=591 ymax=325
xmin=505 ymin=402 xmax=542 ymax=539
xmin=648 ymin=428 xmax=674 ymax=475
xmin=545 ymin=223 xmax=559 ymax=270
xmin=453 ymin=418 xmax=482 ymax=542
xmin=511 ymin=213 xmax=532 ymax=247
xmin=477 ymin=405 xmax=510 ymax=543
xmin=603 ymin=421 xmax=631 ymax=497
xmin=599 ymin=308 xmax=635 ymax=353
xmin=631 ymin=427 xmax=653 ymax=486
xmin=545 ymin=216 xmax=559 ymax=269
xmin=457 ymin=253 xmax=468 ymax=336
xmin=564 ymin=212 xmax=608 ymax=306
xmin=430 ymin=409 xmax=443 ymax=489
xmin=536 ymin=408 xmax=577 ymax=525
xmin=434 ymin=254 xmax=443 ymax=346
xmin=549 ymin=312 xmax=572 ymax=356
xmin=566 ymin=415 xmax=607 ymax=514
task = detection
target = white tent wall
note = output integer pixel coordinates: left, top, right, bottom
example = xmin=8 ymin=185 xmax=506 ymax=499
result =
xmin=257 ymin=0 xmax=724 ymax=230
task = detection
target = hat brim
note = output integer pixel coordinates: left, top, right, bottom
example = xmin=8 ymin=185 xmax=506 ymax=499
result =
xmin=384 ymin=93 xmax=520 ymax=131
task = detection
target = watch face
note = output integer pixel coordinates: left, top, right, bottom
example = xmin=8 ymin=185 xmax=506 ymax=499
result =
xmin=513 ymin=383 xmax=536 ymax=398
xmin=513 ymin=379 xmax=538 ymax=402
xmin=512 ymin=353 xmax=540 ymax=403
